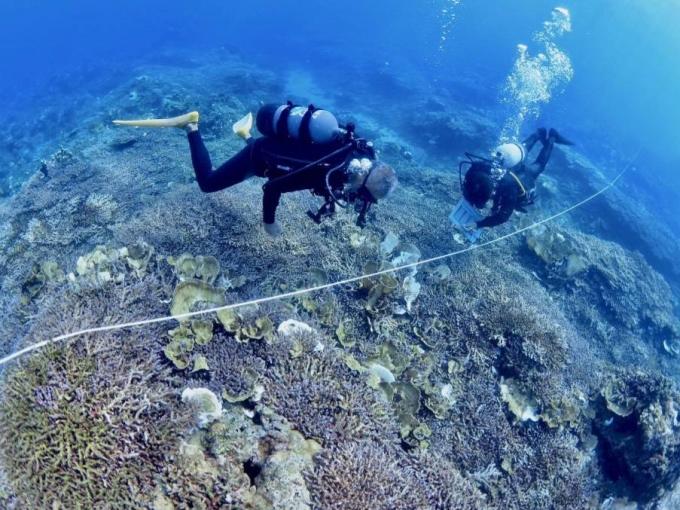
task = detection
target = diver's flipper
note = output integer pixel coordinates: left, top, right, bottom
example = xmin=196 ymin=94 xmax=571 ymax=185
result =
xmin=232 ymin=112 xmax=254 ymax=140
xmin=113 ymin=111 xmax=200 ymax=128
xmin=549 ymin=128 xmax=574 ymax=146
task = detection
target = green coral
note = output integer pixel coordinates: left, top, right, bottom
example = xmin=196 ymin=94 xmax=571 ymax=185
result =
xmin=360 ymin=262 xmax=399 ymax=311
xmin=216 ymin=305 xmax=275 ymax=343
xmin=500 ymin=377 xmax=540 ymax=423
xmin=191 ymin=319 xmax=214 ymax=345
xmin=168 ymin=253 xmax=220 ymax=284
xmin=526 ymin=225 xmax=587 ymax=277
xmin=163 ymin=320 xmax=215 ymax=369
xmin=120 ymin=241 xmax=154 ymax=276
xmin=0 ymin=340 xmax=191 ymax=509
xmin=164 ymin=325 xmax=196 ymax=369
xmin=602 ymin=378 xmax=637 ymax=417
xmin=170 ymin=280 xmax=225 ymax=318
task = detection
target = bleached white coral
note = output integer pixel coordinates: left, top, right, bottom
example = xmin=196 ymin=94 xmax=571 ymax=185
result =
xmin=21 ymin=218 xmax=48 ymax=245
xmin=277 ymin=319 xmax=315 ymax=337
xmin=181 ymin=387 xmax=223 ymax=428
xmin=85 ymin=192 xmax=118 ymax=223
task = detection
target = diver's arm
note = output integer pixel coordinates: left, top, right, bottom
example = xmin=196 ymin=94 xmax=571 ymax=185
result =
xmin=262 ymin=187 xmax=282 ymax=225
xmin=476 ymin=209 xmax=513 ymax=228
xmin=476 ymin=198 xmax=514 ymax=228
xmin=262 ymin=164 xmax=323 ymax=225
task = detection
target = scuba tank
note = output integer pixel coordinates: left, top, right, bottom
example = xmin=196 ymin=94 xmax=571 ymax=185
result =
xmin=493 ymin=142 xmax=526 ymax=169
xmin=256 ymin=102 xmax=341 ymax=144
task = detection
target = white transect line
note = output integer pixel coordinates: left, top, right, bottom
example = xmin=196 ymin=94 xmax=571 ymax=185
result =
xmin=0 ymin=156 xmax=637 ymax=367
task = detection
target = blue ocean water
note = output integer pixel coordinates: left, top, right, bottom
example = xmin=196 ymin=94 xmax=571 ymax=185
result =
xmin=2 ymin=0 xmax=678 ymax=159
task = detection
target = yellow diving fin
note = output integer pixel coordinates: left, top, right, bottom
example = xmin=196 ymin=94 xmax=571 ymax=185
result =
xmin=112 ymin=111 xmax=199 ymax=128
xmin=232 ymin=112 xmax=254 ymax=140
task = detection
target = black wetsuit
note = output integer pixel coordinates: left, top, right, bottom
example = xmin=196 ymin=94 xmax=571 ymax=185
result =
xmin=476 ymin=134 xmax=556 ymax=228
xmin=188 ymin=131 xmax=373 ymax=224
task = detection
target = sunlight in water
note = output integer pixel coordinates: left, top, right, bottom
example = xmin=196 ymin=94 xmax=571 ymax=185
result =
xmin=500 ymin=6 xmax=573 ymax=142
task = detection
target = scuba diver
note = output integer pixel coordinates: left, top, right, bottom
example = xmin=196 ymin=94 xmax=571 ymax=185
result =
xmin=114 ymin=104 xmax=398 ymax=237
xmin=458 ymin=127 xmax=573 ymax=232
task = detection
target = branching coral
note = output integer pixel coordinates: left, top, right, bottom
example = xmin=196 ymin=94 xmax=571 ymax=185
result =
xmin=306 ymin=440 xmax=431 ymax=510
xmin=306 ymin=439 xmax=488 ymax=510
xmin=263 ymin=336 xmax=395 ymax=445
xmin=199 ymin=330 xmax=267 ymax=404
xmin=0 ymin=338 xmax=191 ymax=509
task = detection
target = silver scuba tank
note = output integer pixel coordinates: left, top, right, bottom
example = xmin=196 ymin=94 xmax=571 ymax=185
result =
xmin=256 ymin=103 xmax=341 ymax=144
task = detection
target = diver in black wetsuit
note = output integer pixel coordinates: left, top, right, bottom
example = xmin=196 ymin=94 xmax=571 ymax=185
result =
xmin=461 ymin=127 xmax=573 ymax=230
xmin=179 ymin=103 xmax=398 ymax=237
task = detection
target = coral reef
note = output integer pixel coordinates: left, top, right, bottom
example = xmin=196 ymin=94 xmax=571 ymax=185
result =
xmin=594 ymin=369 xmax=680 ymax=503
xmin=524 ymin=224 xmax=680 ymax=371
xmin=307 ymin=439 xmax=488 ymax=510
xmin=0 ymin=338 xmax=192 ymax=509
xmin=262 ymin=335 xmax=396 ymax=445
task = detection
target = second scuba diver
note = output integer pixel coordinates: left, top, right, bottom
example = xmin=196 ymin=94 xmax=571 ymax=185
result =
xmin=459 ymin=127 xmax=573 ymax=231
xmin=114 ymin=104 xmax=398 ymax=237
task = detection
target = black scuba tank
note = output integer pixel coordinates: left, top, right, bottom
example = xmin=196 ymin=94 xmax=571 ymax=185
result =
xmin=256 ymin=103 xmax=341 ymax=144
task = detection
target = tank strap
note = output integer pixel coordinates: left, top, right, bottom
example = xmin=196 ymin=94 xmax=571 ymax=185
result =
xmin=508 ymin=171 xmax=527 ymax=197
xmin=276 ymin=101 xmax=295 ymax=138
xmin=299 ymin=104 xmax=317 ymax=143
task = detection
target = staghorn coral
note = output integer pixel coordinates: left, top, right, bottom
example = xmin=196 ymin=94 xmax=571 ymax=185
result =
xmin=0 ymin=338 xmax=192 ymax=509
xmin=84 ymin=192 xmax=119 ymax=224
xmin=408 ymin=450 xmax=491 ymax=510
xmin=306 ymin=439 xmax=488 ymax=510
xmin=263 ymin=335 xmax=396 ymax=445
xmin=306 ymin=440 xmax=431 ymax=510
xmin=199 ymin=330 xmax=267 ymax=404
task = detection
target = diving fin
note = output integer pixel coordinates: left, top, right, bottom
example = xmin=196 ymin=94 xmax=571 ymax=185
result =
xmin=232 ymin=112 xmax=254 ymax=140
xmin=548 ymin=128 xmax=574 ymax=146
xmin=113 ymin=111 xmax=199 ymax=128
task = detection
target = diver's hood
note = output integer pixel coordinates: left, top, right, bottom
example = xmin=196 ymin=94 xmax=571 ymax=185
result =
xmin=493 ymin=142 xmax=526 ymax=169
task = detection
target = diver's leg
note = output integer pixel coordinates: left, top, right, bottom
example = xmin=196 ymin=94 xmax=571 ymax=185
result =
xmin=187 ymin=130 xmax=258 ymax=192
xmin=522 ymin=128 xmax=547 ymax=155
xmin=524 ymin=129 xmax=574 ymax=180
xmin=548 ymin=128 xmax=574 ymax=146
xmin=533 ymin=128 xmax=573 ymax=172
xmin=529 ymin=135 xmax=556 ymax=177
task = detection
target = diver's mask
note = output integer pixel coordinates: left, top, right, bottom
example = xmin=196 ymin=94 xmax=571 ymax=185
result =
xmin=308 ymin=157 xmax=376 ymax=227
xmin=344 ymin=158 xmax=377 ymax=227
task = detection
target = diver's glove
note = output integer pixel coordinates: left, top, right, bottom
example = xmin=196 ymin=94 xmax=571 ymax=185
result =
xmin=463 ymin=222 xmax=479 ymax=233
xmin=262 ymin=221 xmax=283 ymax=238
